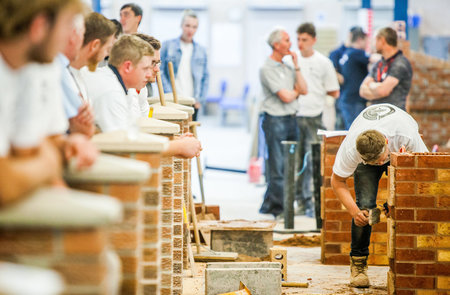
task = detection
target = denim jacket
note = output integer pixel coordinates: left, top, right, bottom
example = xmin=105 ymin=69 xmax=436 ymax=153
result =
xmin=160 ymin=37 xmax=209 ymax=103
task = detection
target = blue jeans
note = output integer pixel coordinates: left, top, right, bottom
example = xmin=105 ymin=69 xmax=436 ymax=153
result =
xmin=261 ymin=113 xmax=298 ymax=215
xmin=295 ymin=115 xmax=323 ymax=210
xmin=350 ymin=162 xmax=389 ymax=257
xmin=339 ymin=101 xmax=367 ymax=130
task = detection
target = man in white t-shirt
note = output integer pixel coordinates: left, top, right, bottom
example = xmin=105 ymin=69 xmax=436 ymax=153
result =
xmin=331 ymin=103 xmax=428 ymax=287
xmin=160 ymin=9 xmax=209 ymax=121
xmin=0 ymin=0 xmax=96 ymax=205
xmin=294 ymin=23 xmax=340 ymax=217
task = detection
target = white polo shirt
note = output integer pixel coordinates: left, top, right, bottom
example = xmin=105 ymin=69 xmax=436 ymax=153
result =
xmin=84 ymin=66 xmax=130 ymax=132
xmin=333 ymin=104 xmax=428 ymax=178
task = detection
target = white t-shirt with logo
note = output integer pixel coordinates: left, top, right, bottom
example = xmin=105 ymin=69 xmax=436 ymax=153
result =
xmin=295 ymin=50 xmax=340 ymax=117
xmin=333 ymin=104 xmax=428 ymax=178
xmin=175 ymin=41 xmax=194 ymax=98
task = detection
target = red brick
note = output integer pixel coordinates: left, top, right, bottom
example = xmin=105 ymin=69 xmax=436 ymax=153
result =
xmin=416 ymin=209 xmax=450 ymax=221
xmin=324 ymin=188 xmax=336 ymax=199
xmin=396 ymin=249 xmax=435 ymax=261
xmin=417 ymin=155 xmax=450 ymax=168
xmin=396 ymin=196 xmax=436 ymax=208
xmin=325 ymin=200 xmax=342 ymax=210
xmin=53 ymin=262 xmax=106 ymax=285
xmin=324 ymin=244 xmax=341 ymax=253
xmin=395 ymin=262 xmax=415 ymax=274
xmin=395 ymin=275 xmax=435 ymax=289
xmin=110 ymin=231 xmax=137 ymax=250
xmin=135 ymin=153 xmax=161 ymax=168
xmin=395 ymin=182 xmax=415 ymax=194
xmin=324 ymin=155 xmax=336 ymax=167
xmin=438 ymin=196 xmax=450 ymax=207
xmin=324 ymin=221 xmax=340 ymax=231
xmin=324 ymin=136 xmax=345 ymax=145
xmin=395 ymin=168 xmax=436 ymax=181
xmin=372 ymin=222 xmax=387 ymax=232
xmin=323 ymin=254 xmax=349 ymax=265
xmin=0 ymin=230 xmax=53 ymax=255
xmin=416 ymin=263 xmax=450 ymax=276
xmin=396 ymin=236 xmax=415 ymax=248
xmin=396 ymin=222 xmax=435 ymax=234
xmin=325 ymin=211 xmax=351 ymax=221
xmin=63 ymin=230 xmax=105 ymax=254
xmin=393 ymin=209 xmax=415 ymax=221
xmin=324 ymin=232 xmax=351 ymax=243
xmin=395 ymin=290 xmax=414 ymax=295
xmin=391 ymin=153 xmax=415 ymax=167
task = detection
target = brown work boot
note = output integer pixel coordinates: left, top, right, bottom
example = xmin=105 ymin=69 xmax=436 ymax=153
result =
xmin=350 ymin=256 xmax=370 ymax=288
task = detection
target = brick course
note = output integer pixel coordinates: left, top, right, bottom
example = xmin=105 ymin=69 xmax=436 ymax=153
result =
xmin=388 ymin=152 xmax=450 ymax=295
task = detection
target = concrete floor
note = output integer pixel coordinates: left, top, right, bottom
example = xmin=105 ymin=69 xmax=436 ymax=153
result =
xmin=184 ymin=112 xmax=388 ymax=294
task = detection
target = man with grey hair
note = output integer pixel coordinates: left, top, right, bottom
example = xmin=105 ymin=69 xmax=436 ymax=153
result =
xmin=259 ymin=27 xmax=308 ymax=217
xmin=160 ymin=9 xmax=209 ymax=121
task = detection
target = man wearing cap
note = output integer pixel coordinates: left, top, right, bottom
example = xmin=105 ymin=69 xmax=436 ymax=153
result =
xmin=331 ymin=103 xmax=428 ymax=287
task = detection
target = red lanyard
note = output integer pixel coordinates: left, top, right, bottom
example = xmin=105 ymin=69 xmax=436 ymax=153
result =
xmin=376 ymin=51 xmax=401 ymax=82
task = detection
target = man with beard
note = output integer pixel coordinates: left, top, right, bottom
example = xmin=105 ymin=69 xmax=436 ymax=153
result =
xmin=360 ymin=27 xmax=412 ymax=111
xmin=62 ymin=12 xmax=116 ymax=137
xmin=0 ymin=0 xmax=97 ymax=205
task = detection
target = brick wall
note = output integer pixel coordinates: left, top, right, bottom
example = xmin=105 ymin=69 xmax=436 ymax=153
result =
xmin=387 ymin=152 xmax=450 ymax=295
xmin=68 ymin=177 xmax=145 ymax=295
xmin=320 ymin=135 xmax=388 ymax=265
xmin=408 ymin=51 xmax=450 ymax=151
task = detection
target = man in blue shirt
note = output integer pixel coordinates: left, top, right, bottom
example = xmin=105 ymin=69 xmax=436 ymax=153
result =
xmin=160 ymin=9 xmax=209 ymax=121
xmin=339 ymin=28 xmax=370 ymax=129
xmin=329 ymin=26 xmax=364 ymax=130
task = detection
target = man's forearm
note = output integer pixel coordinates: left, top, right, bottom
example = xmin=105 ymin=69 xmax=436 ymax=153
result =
xmin=295 ymin=69 xmax=308 ymax=95
xmin=331 ymin=174 xmax=360 ymax=217
xmin=360 ymin=82 xmax=379 ymax=100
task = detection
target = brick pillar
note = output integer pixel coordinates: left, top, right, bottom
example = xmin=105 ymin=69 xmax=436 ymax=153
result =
xmin=151 ymin=105 xmax=189 ymax=295
xmin=0 ymin=187 xmax=122 ymax=295
xmin=65 ymin=154 xmax=151 ymax=295
xmin=321 ymin=135 xmax=389 ymax=265
xmin=92 ymin=131 xmax=169 ymax=295
xmin=388 ymin=152 xmax=450 ymax=295
xmin=140 ymin=117 xmax=180 ymax=295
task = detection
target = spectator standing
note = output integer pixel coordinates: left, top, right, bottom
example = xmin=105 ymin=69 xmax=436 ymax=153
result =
xmin=339 ymin=27 xmax=370 ymax=129
xmin=160 ymin=9 xmax=209 ymax=121
xmin=259 ymin=27 xmax=308 ymax=217
xmin=119 ymin=3 xmax=142 ymax=35
xmin=360 ymin=27 xmax=412 ymax=111
xmin=329 ymin=26 xmax=363 ymax=130
xmin=294 ymin=23 xmax=340 ymax=216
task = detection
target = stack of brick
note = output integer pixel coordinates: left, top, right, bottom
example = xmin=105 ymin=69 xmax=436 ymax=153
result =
xmin=387 ymin=152 xmax=450 ymax=295
xmin=139 ymin=117 xmax=181 ymax=295
xmin=150 ymin=105 xmax=190 ymax=295
xmin=320 ymin=135 xmax=388 ymax=265
xmin=64 ymin=153 xmax=151 ymax=295
xmin=408 ymin=51 xmax=450 ymax=151
xmin=91 ymin=130 xmax=169 ymax=295
xmin=0 ymin=187 xmax=122 ymax=294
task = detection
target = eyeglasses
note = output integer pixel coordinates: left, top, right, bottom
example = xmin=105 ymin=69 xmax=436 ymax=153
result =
xmin=151 ymin=61 xmax=161 ymax=68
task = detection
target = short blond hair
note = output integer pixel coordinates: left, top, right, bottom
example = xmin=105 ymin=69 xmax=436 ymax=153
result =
xmin=108 ymin=35 xmax=154 ymax=68
xmin=356 ymin=130 xmax=386 ymax=163
xmin=0 ymin=0 xmax=83 ymax=40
